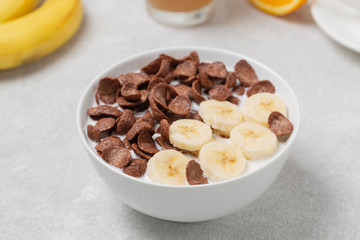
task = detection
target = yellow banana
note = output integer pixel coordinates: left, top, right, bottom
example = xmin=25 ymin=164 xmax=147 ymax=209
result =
xmin=0 ymin=0 xmax=41 ymax=23
xmin=0 ymin=0 xmax=83 ymax=70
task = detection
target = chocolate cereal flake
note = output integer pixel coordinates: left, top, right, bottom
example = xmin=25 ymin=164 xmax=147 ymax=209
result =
xmin=116 ymin=109 xmax=136 ymax=135
xmin=155 ymin=136 xmax=174 ymax=150
xmin=147 ymin=77 xmax=166 ymax=92
xmin=103 ymin=146 xmax=131 ymax=169
xmin=233 ymin=85 xmax=245 ymax=96
xmin=167 ymin=113 xmax=186 ymax=122
xmin=118 ymin=73 xmax=149 ymax=88
xmin=116 ymin=89 xmax=148 ymax=109
xmin=150 ymin=101 xmax=171 ymax=123
xmin=209 ymin=85 xmax=233 ymax=101
xmin=94 ymin=117 xmax=116 ymax=132
xmin=97 ymin=77 xmax=121 ymax=104
xmin=123 ymin=137 xmax=131 ymax=149
xmin=88 ymin=105 xmax=122 ymax=120
xmin=191 ymin=80 xmax=206 ymax=104
xmin=174 ymin=60 xmax=198 ymax=77
xmin=198 ymin=67 xmax=214 ymax=90
xmin=126 ymin=121 xmax=154 ymax=141
xmin=87 ymin=125 xmax=101 ymax=142
xmin=189 ymin=51 xmax=200 ymax=64
xmin=159 ymin=54 xmax=183 ymax=67
xmin=188 ymin=110 xmax=203 ymax=122
xmin=152 ymin=83 xmax=169 ymax=110
xmin=149 ymin=90 xmax=171 ymax=123
xmin=158 ymin=119 xmax=170 ymax=142
xmin=131 ymin=143 xmax=152 ymax=160
xmin=186 ymin=160 xmax=208 ymax=185
xmin=234 ymin=60 xmax=259 ymax=87
xmin=180 ymin=75 xmax=197 ymax=86
xmin=123 ymin=158 xmax=147 ymax=178
xmin=155 ymin=59 xmax=171 ymax=78
xmin=121 ymin=82 xmax=141 ymax=101
xmin=204 ymin=61 xmax=227 ymax=79
xmin=141 ymin=58 xmax=163 ymax=74
xmin=246 ymin=80 xmax=275 ymax=97
xmin=166 ymin=90 xmax=172 ymax=102
xmin=171 ymin=84 xmax=192 ymax=98
xmin=95 ymin=136 xmax=124 ymax=156
xmin=227 ymin=96 xmax=240 ymax=105
xmin=137 ymin=111 xmax=155 ymax=127
xmin=268 ymin=111 xmax=294 ymax=137
xmin=224 ymin=72 xmax=237 ymax=88
xmin=168 ymin=95 xmax=191 ymax=116
xmin=164 ymin=69 xmax=176 ymax=84
xmin=137 ymin=130 xmax=159 ymax=155
xmin=159 ymin=51 xmax=199 ymax=68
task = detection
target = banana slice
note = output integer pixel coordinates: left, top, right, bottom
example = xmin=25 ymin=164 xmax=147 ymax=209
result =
xmin=169 ymin=119 xmax=212 ymax=151
xmin=147 ymin=149 xmax=190 ymax=185
xmin=243 ymin=93 xmax=286 ymax=127
xmin=199 ymin=140 xmax=247 ymax=182
xmin=198 ymin=100 xmax=244 ymax=136
xmin=230 ymin=122 xmax=277 ymax=159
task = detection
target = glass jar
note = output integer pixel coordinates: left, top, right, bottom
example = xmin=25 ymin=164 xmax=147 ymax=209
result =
xmin=146 ymin=0 xmax=215 ymax=27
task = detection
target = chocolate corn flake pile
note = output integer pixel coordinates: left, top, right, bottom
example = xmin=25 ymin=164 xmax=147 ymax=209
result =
xmin=86 ymin=51 xmax=293 ymax=184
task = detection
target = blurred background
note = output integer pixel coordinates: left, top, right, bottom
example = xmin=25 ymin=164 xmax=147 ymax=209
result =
xmin=0 ymin=0 xmax=359 ymax=239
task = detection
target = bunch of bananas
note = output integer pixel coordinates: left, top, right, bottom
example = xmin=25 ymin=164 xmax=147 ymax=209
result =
xmin=0 ymin=0 xmax=83 ymax=70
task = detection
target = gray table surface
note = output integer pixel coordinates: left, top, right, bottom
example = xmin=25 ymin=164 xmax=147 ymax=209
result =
xmin=1 ymin=0 xmax=359 ymax=239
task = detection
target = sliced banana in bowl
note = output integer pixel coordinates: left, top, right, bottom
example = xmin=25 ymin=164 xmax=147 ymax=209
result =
xmin=243 ymin=93 xmax=287 ymax=127
xmin=169 ymin=119 xmax=213 ymax=151
xmin=230 ymin=122 xmax=277 ymax=159
xmin=198 ymin=100 xmax=244 ymax=136
xmin=199 ymin=140 xmax=247 ymax=182
xmin=147 ymin=149 xmax=190 ymax=185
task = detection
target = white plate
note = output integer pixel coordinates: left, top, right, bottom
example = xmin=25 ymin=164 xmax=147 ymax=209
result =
xmin=311 ymin=0 xmax=360 ymax=52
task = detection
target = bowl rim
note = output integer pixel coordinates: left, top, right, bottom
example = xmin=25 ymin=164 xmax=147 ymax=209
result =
xmin=76 ymin=46 xmax=301 ymax=189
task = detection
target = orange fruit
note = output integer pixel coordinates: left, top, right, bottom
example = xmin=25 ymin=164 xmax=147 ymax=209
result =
xmin=249 ymin=0 xmax=307 ymax=16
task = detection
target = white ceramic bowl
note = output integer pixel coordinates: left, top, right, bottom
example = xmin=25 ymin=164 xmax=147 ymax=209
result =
xmin=77 ymin=46 xmax=300 ymax=222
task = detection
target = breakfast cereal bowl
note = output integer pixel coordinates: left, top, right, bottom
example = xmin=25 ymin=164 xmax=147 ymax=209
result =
xmin=76 ymin=46 xmax=300 ymax=222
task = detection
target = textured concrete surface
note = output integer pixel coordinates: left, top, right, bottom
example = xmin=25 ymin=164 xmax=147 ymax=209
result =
xmin=0 ymin=0 xmax=359 ymax=239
